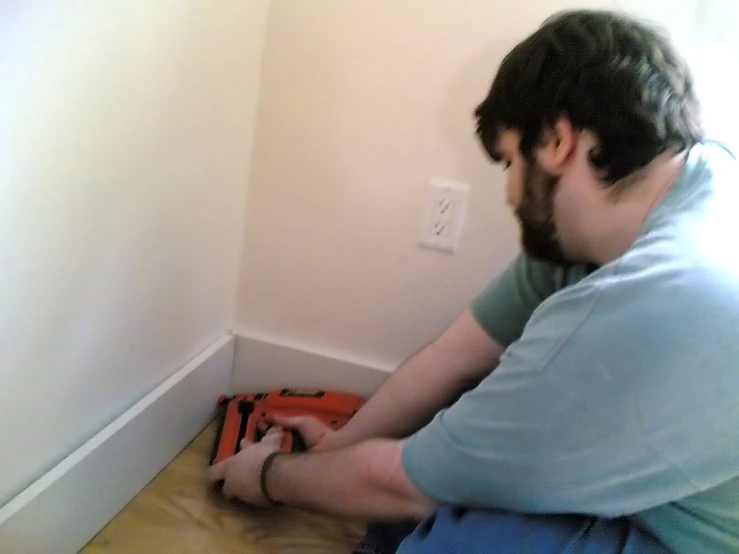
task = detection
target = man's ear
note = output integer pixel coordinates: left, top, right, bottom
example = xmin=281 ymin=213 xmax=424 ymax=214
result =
xmin=536 ymin=117 xmax=577 ymax=174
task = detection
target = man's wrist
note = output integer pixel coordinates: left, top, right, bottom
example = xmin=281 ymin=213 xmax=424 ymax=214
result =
xmin=326 ymin=427 xmax=362 ymax=450
xmin=322 ymin=430 xmax=347 ymax=450
xmin=260 ymin=452 xmax=285 ymax=506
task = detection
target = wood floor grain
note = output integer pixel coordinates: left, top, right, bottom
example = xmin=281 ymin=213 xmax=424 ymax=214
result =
xmin=81 ymin=421 xmax=366 ymax=554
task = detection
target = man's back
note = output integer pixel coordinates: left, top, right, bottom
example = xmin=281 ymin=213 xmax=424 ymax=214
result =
xmin=626 ymin=142 xmax=739 ymax=551
xmin=402 ymin=141 xmax=739 ymax=553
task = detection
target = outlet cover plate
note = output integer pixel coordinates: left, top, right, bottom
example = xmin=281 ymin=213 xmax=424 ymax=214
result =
xmin=419 ymin=177 xmax=470 ymax=253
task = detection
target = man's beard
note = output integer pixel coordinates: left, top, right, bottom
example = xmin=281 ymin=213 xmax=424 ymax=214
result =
xmin=515 ymin=159 xmax=571 ymax=265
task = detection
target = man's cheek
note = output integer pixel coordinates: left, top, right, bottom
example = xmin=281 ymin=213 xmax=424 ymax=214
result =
xmin=551 ymin=192 xmax=579 ymax=255
xmin=507 ymin=176 xmax=524 ymax=209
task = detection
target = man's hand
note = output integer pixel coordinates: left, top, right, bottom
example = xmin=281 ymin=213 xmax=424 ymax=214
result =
xmin=207 ymin=432 xmax=437 ymax=520
xmin=207 ymin=428 xmax=285 ymax=506
xmin=259 ymin=414 xmax=338 ymax=451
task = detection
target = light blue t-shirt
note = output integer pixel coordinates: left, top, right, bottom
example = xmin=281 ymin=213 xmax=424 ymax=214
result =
xmin=403 ymin=141 xmax=739 ymax=553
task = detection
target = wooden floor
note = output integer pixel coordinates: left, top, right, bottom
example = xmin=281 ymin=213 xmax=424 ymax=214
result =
xmin=81 ymin=421 xmax=366 ymax=554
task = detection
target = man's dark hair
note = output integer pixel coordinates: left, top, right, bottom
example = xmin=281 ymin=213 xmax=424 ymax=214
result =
xmin=475 ymin=9 xmax=703 ymax=183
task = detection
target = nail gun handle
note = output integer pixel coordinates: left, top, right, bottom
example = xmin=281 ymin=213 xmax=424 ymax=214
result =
xmin=288 ymin=429 xmax=308 ymax=453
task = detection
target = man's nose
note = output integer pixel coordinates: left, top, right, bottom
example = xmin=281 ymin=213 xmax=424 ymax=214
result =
xmin=506 ymin=182 xmax=518 ymax=208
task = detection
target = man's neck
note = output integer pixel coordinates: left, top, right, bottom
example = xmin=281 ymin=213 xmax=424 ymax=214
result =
xmin=588 ymin=151 xmax=687 ymax=265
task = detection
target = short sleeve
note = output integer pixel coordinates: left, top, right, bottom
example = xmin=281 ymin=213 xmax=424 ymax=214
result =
xmin=403 ymin=262 xmax=739 ymax=516
xmin=471 ymin=253 xmax=592 ymax=347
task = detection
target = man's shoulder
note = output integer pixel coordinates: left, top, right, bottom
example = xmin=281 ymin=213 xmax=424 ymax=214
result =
xmin=693 ymin=139 xmax=737 ymax=181
xmin=470 ymin=253 xmax=595 ymax=347
xmin=527 ymin=243 xmax=739 ymax=341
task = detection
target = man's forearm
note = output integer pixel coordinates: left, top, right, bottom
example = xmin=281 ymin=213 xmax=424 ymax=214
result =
xmin=267 ymin=439 xmax=437 ymax=521
xmin=332 ymin=348 xmax=473 ymax=448
xmin=333 ymin=310 xmax=503 ymax=448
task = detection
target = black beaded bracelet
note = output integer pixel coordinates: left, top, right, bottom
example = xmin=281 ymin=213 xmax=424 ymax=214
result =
xmin=259 ymin=452 xmax=284 ymax=506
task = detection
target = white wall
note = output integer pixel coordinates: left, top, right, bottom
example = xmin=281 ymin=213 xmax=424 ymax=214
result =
xmin=615 ymin=0 xmax=739 ymax=149
xmin=0 ymin=2 xmax=269 ymax=506
xmin=236 ymin=0 xmax=611 ymax=369
xmin=237 ymin=0 xmax=736 ymax=370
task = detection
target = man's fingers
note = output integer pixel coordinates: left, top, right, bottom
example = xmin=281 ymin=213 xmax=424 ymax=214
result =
xmin=208 ymin=459 xmax=228 ymax=483
xmin=275 ymin=415 xmax=322 ymax=437
xmin=242 ymin=429 xmax=284 ymax=449
xmin=260 ymin=414 xmax=310 ymax=436
xmin=222 ymin=480 xmax=236 ymax=500
xmin=257 ymin=419 xmax=273 ymax=434
xmin=265 ymin=414 xmax=305 ymax=429
xmin=258 ymin=414 xmax=328 ymax=448
xmin=260 ymin=429 xmax=285 ymax=447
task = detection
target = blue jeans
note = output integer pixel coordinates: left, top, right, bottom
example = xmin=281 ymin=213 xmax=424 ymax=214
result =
xmin=355 ymin=506 xmax=669 ymax=554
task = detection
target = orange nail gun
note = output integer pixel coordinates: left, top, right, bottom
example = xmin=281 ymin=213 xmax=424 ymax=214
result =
xmin=209 ymin=389 xmax=366 ymax=465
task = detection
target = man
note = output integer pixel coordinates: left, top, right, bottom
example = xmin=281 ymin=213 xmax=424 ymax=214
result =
xmin=209 ymin=9 xmax=739 ymax=553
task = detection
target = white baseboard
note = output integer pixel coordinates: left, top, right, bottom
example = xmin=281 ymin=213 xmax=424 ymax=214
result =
xmin=232 ymin=332 xmax=392 ymax=398
xmin=0 ymin=332 xmax=390 ymax=553
xmin=0 ymin=335 xmax=235 ymax=554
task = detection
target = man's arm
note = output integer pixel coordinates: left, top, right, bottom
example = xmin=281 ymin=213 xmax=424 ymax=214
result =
xmin=330 ymin=254 xmax=583 ymax=449
xmin=399 ymin=277 xmax=739 ymax=518
xmin=208 ymin=433 xmax=437 ymax=521
xmin=269 ymin=439 xmax=437 ymax=520
xmin=329 ymin=309 xmax=503 ymax=448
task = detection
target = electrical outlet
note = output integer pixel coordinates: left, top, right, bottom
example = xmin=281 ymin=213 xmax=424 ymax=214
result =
xmin=419 ymin=178 xmax=470 ymax=253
